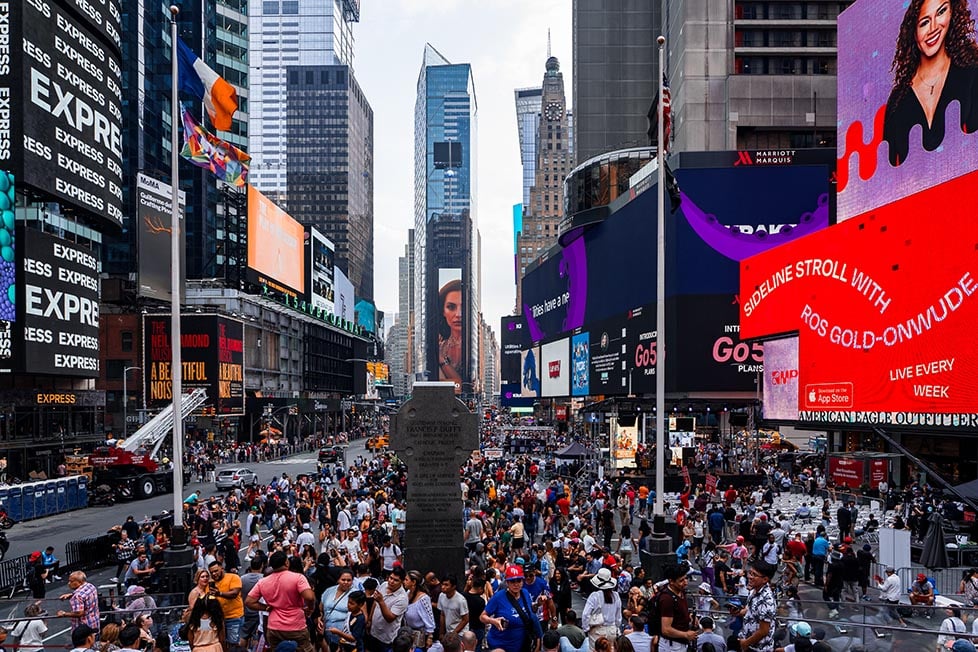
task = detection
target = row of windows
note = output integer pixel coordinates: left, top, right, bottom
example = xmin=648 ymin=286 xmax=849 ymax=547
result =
xmin=735 ymin=56 xmax=837 ymax=75
xmin=263 ymin=1 xmax=299 ymax=15
xmin=735 ymin=2 xmax=851 ymax=20
xmin=736 ymin=29 xmax=837 ymax=48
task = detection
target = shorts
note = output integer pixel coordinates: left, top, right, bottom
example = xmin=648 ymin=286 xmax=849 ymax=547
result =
xmin=224 ymin=616 xmax=244 ymax=644
xmin=267 ymin=628 xmax=315 ymax=652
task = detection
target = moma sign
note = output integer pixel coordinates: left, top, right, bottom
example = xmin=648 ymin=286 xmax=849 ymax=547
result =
xmin=0 ymin=1 xmax=123 ymax=226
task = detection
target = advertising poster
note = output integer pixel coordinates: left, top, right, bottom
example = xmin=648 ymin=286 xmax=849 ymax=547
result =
xmin=334 ymin=269 xmax=355 ymax=322
xmin=588 ymin=317 xmax=627 ymax=395
xmin=137 ymin=173 xmax=186 ymax=302
xmin=21 ymin=229 xmax=100 ymax=376
xmin=366 ymin=362 xmax=389 ymax=385
xmin=436 ymin=268 xmax=463 ymax=393
xmin=307 ymin=227 xmax=335 ymax=314
xmin=870 ymin=459 xmax=889 ymax=489
xmin=741 ymin=171 xmax=978 ymax=428
xmin=612 ymin=424 xmax=638 ymax=469
xmin=520 ymin=345 xmax=541 ymax=398
xmin=247 ymin=186 xmax=305 ymax=296
xmin=144 ymin=314 xmax=245 ymax=414
xmin=356 ymin=299 xmax=377 ymax=334
xmin=571 ymin=332 xmax=590 ymax=396
xmin=500 ymin=316 xmax=529 ymax=385
xmin=829 ymin=456 xmax=864 ymax=489
xmin=0 ymin=171 xmax=15 ymax=323
xmin=762 ymin=337 xmax=799 ymax=421
xmin=836 ymin=0 xmax=978 ymax=221
xmin=540 ymin=338 xmax=570 ymax=398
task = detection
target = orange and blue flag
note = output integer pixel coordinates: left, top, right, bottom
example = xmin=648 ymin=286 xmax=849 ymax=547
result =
xmin=177 ymin=38 xmax=238 ymax=131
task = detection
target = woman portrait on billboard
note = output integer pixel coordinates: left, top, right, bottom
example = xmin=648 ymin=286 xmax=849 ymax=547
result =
xmin=438 ymin=278 xmax=463 ymax=390
xmin=884 ymin=0 xmax=978 ymax=166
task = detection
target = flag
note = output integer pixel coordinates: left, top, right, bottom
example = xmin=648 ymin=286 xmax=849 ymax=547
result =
xmin=181 ymin=107 xmax=250 ymax=187
xmin=177 ymin=38 xmax=238 ymax=131
xmin=646 ymin=72 xmax=673 ymax=154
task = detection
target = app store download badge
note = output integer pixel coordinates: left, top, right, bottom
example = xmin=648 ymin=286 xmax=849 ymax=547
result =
xmin=804 ymin=382 xmax=854 ymax=409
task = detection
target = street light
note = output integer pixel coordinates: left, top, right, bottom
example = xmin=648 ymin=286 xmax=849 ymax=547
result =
xmin=123 ymin=366 xmax=142 ymax=438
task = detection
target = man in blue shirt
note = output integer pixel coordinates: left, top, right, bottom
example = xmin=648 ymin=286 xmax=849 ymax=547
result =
xmin=41 ymin=547 xmax=61 ymax=581
xmin=676 ymin=539 xmax=692 ymax=563
xmin=811 ymin=532 xmax=830 ymax=587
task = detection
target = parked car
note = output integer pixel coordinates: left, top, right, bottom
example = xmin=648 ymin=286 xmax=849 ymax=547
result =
xmin=215 ymin=468 xmax=259 ymax=490
xmin=318 ymin=446 xmax=344 ymax=463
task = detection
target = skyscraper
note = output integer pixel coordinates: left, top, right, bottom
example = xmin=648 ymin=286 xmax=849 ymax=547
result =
xmin=572 ymin=1 xmax=660 ymax=163
xmin=249 ymin=0 xmax=360 ymax=207
xmin=386 ymin=230 xmax=415 ymax=397
xmin=286 ymin=64 xmax=375 ymax=301
xmin=514 ymin=87 xmax=543 ymax=210
xmin=414 ymin=44 xmax=479 ymax=393
xmin=516 ymin=56 xmax=573 ymax=313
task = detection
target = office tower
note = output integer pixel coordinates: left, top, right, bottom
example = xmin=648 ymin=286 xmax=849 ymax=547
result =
xmin=386 ymin=231 xmax=415 ymax=397
xmin=414 ymin=44 xmax=479 ymax=394
xmin=249 ymin=0 xmax=360 ymax=207
xmin=515 ymin=87 xmax=542 ymax=210
xmin=286 ymin=64 xmax=375 ymax=301
xmin=573 ymin=0 xmax=660 ymax=163
xmin=664 ymin=0 xmax=847 ymax=151
xmin=516 ymin=56 xmax=573 ymax=313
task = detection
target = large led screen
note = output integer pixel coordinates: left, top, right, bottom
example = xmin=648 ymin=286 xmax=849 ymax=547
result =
xmin=0 ymin=1 xmax=124 ymax=226
xmin=501 ymin=316 xmax=529 ymax=385
xmin=837 ymin=0 xmax=978 ymax=221
xmin=247 ymin=186 xmax=305 ymax=297
xmin=762 ymin=337 xmax=799 ymax=422
xmin=307 ymin=227 xmax=335 ymax=315
xmin=741 ymin=170 xmax=978 ymax=429
xmin=436 ymin=268 xmax=463 ymax=393
xmin=520 ymin=345 xmax=541 ymax=398
xmin=540 ymin=338 xmax=569 ymax=398
xmin=571 ymin=332 xmax=590 ymax=397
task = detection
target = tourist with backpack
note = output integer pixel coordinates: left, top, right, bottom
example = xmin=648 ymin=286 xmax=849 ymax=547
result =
xmin=647 ymin=564 xmax=698 ymax=651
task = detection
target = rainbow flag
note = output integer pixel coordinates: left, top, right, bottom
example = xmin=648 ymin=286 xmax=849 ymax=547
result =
xmin=181 ymin=107 xmax=250 ymax=187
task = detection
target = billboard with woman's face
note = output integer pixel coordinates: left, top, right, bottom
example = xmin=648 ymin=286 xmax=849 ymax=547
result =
xmin=436 ymin=268 xmax=464 ymax=393
xmin=838 ymin=0 xmax=978 ymax=220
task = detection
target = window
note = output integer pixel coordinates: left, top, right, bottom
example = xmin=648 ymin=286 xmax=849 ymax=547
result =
xmin=106 ymin=360 xmax=127 ymax=381
xmin=281 ymin=0 xmax=299 ymax=13
xmin=263 ymin=1 xmax=278 ymax=14
xmin=121 ymin=331 xmax=133 ymax=352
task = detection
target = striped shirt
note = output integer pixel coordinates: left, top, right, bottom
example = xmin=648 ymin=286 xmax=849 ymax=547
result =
xmin=70 ymin=582 xmax=100 ymax=630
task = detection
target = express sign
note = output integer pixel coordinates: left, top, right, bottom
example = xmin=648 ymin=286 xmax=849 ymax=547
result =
xmin=740 ymin=170 xmax=978 ymax=429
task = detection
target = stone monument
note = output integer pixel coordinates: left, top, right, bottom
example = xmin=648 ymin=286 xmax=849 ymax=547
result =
xmin=390 ymin=382 xmax=478 ymax=578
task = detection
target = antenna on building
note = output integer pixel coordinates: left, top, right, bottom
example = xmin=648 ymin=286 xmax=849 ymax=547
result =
xmin=547 ymin=29 xmax=551 ymax=58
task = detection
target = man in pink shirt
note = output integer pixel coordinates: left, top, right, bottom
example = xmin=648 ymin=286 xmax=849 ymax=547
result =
xmin=245 ymin=551 xmax=316 ymax=652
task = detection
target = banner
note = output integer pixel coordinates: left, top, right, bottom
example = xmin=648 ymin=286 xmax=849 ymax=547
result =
xmin=181 ymin=108 xmax=250 ymax=187
xmin=869 ymin=459 xmax=889 ymax=490
xmin=682 ymin=466 xmax=691 ymax=487
xmin=829 ymin=456 xmax=864 ymax=490
xmin=705 ymin=474 xmax=718 ymax=495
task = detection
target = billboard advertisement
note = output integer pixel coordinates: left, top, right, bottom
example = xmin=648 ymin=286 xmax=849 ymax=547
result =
xmin=612 ymin=424 xmax=638 ymax=469
xmin=144 ymin=314 xmax=245 ymax=414
xmin=21 ymin=229 xmax=100 ymax=376
xmin=500 ymin=316 xmax=529 ymax=385
xmin=836 ymin=0 xmax=978 ymax=221
xmin=436 ymin=268 xmax=463 ymax=393
xmin=0 ymin=1 xmax=125 ymax=226
xmin=335 ymin=268 xmax=355 ymax=322
xmin=247 ymin=186 xmax=305 ymax=297
xmin=540 ymin=338 xmax=569 ymax=398
xmin=307 ymin=227 xmax=335 ymax=314
xmin=0 ymin=171 xmax=15 ymax=323
xmin=741 ymin=170 xmax=978 ymax=429
xmin=355 ymin=299 xmax=377 ymax=334
xmin=520 ymin=345 xmax=541 ymax=398
xmin=762 ymin=337 xmax=799 ymax=422
xmin=136 ymin=173 xmax=186 ymax=302
xmin=571 ymin=332 xmax=589 ymax=397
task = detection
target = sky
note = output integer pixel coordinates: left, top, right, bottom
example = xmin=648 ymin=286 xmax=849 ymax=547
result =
xmin=353 ymin=0 xmax=573 ymax=336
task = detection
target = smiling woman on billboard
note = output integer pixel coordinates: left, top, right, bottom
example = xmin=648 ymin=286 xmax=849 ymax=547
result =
xmin=883 ymin=0 xmax=978 ymax=165
xmin=437 ymin=271 xmax=463 ymax=391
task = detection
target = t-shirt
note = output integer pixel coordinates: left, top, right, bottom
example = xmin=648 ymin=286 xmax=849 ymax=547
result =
xmin=369 ymin=583 xmax=408 ymax=644
xmin=484 ymin=588 xmax=543 ymax=652
xmin=465 ymin=518 xmax=484 ymax=544
xmin=249 ymin=570 xmax=312 ymax=631
xmin=380 ymin=544 xmax=401 ymax=571
xmin=438 ymin=590 xmax=470 ymax=633
xmin=741 ymin=584 xmax=776 ymax=652
xmin=214 ymin=572 xmax=244 ymax=619
xmin=658 ymin=588 xmax=692 ymax=640
xmin=239 ymin=571 xmax=264 ymax=616
xmin=12 ymin=619 xmax=47 ymax=651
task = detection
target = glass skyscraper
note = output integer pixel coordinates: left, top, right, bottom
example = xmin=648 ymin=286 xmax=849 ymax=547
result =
xmin=414 ymin=44 xmax=480 ymax=393
xmin=249 ymin=0 xmax=359 ymax=206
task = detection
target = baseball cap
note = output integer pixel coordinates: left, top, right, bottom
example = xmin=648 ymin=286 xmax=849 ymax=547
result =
xmin=736 ymin=536 xmax=744 ymax=543
xmin=791 ymin=622 xmax=812 ymax=637
xmin=698 ymin=582 xmax=712 ymax=593
xmin=28 ymin=551 xmax=41 ymax=562
xmin=917 ymin=573 xmax=927 ymax=581
xmin=952 ymin=640 xmax=977 ymax=652
xmin=302 ymin=523 xmax=310 ymax=530
xmin=505 ymin=565 xmax=524 ymax=581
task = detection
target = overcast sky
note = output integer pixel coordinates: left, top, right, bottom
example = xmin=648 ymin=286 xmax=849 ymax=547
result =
xmin=354 ymin=0 xmax=573 ymax=336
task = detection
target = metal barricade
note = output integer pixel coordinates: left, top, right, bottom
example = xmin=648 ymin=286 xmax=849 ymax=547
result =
xmin=0 ymin=555 xmax=29 ymax=594
xmin=64 ymin=535 xmax=116 ymax=573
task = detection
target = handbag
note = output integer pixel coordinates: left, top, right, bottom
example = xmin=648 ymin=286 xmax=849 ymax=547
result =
xmin=587 ymin=609 xmax=605 ymax=628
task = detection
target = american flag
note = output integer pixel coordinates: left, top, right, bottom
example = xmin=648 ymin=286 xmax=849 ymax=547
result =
xmin=646 ymin=72 xmax=673 ymax=155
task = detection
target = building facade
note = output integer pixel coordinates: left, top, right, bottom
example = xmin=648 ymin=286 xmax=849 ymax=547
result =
xmin=286 ymin=64 xmax=375 ymax=301
xmin=385 ymin=231 xmax=415 ymax=398
xmin=516 ymin=57 xmax=574 ymax=313
xmin=515 ymin=87 xmax=543 ymax=210
xmin=413 ymin=45 xmax=480 ymax=392
xmin=249 ymin=0 xmax=360 ymax=206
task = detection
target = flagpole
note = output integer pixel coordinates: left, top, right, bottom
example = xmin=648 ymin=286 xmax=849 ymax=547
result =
xmin=654 ymin=34 xmax=666 ymax=518
xmin=169 ymin=4 xmax=185 ymax=532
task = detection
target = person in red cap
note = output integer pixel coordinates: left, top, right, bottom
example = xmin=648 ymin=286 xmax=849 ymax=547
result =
xmin=481 ymin=565 xmax=543 ymax=652
xmin=27 ymin=551 xmax=47 ymax=599
xmin=910 ymin=573 xmax=935 ymax=614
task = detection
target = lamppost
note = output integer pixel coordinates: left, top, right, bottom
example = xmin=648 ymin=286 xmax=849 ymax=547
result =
xmin=123 ymin=366 xmax=142 ymax=438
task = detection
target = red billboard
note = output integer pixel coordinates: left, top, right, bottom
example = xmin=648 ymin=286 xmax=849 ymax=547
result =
xmin=740 ymin=170 xmax=978 ymax=429
xmin=829 ymin=456 xmax=864 ymax=490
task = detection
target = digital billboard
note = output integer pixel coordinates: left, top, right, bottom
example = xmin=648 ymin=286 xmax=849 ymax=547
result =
xmin=436 ymin=268 xmax=463 ymax=393
xmin=0 ymin=1 xmax=125 ymax=226
xmin=144 ymin=314 xmax=245 ymax=414
xmin=334 ymin=268 xmax=355 ymax=322
xmin=762 ymin=337 xmax=799 ymax=422
xmin=355 ymin=299 xmax=377 ymax=334
xmin=836 ymin=0 xmax=978 ymax=221
xmin=21 ymin=229 xmax=100 ymax=376
xmin=571 ymin=332 xmax=589 ymax=397
xmin=307 ymin=227 xmax=335 ymax=314
xmin=0 ymin=171 xmax=16 ymax=322
xmin=136 ymin=173 xmax=185 ymax=302
xmin=247 ymin=186 xmax=305 ymax=297
xmin=500 ymin=316 xmax=529 ymax=385
xmin=741 ymin=170 xmax=978 ymax=429
xmin=520 ymin=345 xmax=541 ymax=398
xmin=540 ymin=338 xmax=569 ymax=398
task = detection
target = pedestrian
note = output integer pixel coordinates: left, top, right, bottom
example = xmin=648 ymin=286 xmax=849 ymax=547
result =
xmin=735 ymin=561 xmax=777 ymax=652
xmin=481 ymin=565 xmax=543 ymax=652
xmin=208 ymin=559 xmax=244 ymax=647
xmin=245 ymin=550 xmax=317 ymax=652
xmin=11 ymin=601 xmax=47 ymax=652
xmin=113 ymin=531 xmax=137 ymax=584
xmin=184 ymin=597 xmax=225 ymax=652
xmin=657 ymin=563 xmax=699 ymax=652
xmin=57 ymin=572 xmax=100 ymax=632
xmin=322 ymin=570 xmax=357 ymax=652
xmin=27 ymin=551 xmax=47 ymax=599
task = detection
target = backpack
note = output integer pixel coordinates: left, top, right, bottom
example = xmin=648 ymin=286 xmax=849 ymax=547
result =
xmin=644 ymin=589 xmax=667 ymax=636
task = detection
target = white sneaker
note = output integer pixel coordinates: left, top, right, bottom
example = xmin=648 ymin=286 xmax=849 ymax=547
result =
xmin=109 ymin=577 xmax=118 ymax=583
xmin=828 ymin=609 xmax=839 ymax=619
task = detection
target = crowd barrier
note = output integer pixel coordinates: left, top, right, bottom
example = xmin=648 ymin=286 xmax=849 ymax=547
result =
xmin=0 ymin=476 xmax=88 ymax=522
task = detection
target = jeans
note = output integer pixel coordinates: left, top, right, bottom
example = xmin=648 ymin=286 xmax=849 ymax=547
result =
xmin=224 ymin=616 xmax=244 ymax=644
xmin=811 ymin=556 xmax=826 ymax=587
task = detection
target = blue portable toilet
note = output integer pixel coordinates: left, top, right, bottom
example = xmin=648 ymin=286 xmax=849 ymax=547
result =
xmin=77 ymin=477 xmax=88 ymax=507
xmin=32 ymin=486 xmax=47 ymax=518
xmin=0 ymin=488 xmax=8 ymax=517
xmin=46 ymin=482 xmax=57 ymax=514
xmin=66 ymin=477 xmax=79 ymax=510
xmin=56 ymin=480 xmax=67 ymax=511
xmin=21 ymin=485 xmax=34 ymax=520
xmin=6 ymin=486 xmax=21 ymax=521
